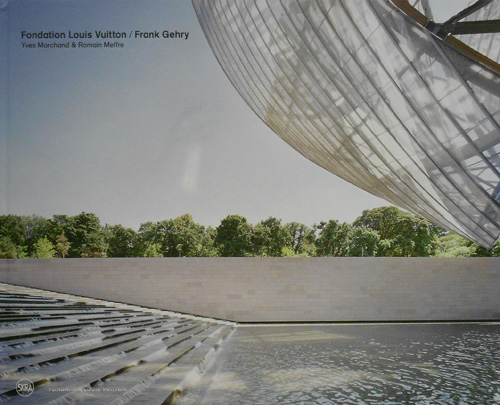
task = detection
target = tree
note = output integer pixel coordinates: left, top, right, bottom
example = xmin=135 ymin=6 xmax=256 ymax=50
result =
xmin=81 ymin=232 xmax=108 ymax=258
xmin=22 ymin=216 xmax=52 ymax=256
xmin=353 ymin=207 xmax=439 ymax=257
xmin=285 ymin=222 xmax=316 ymax=256
xmin=0 ymin=215 xmax=27 ymax=253
xmin=250 ymin=223 xmax=270 ymax=256
xmin=348 ymin=227 xmax=379 ymax=257
xmin=49 ymin=214 xmax=71 ymax=242
xmin=149 ymin=214 xmax=207 ymax=257
xmin=315 ymin=220 xmax=352 ymax=256
xmin=167 ymin=214 xmax=206 ymax=257
xmin=0 ymin=215 xmax=52 ymax=257
xmin=492 ymin=238 xmax=500 ymax=257
xmin=434 ymin=233 xmax=500 ymax=257
xmin=0 ymin=237 xmax=18 ymax=259
xmin=470 ymin=239 xmax=500 ymax=257
xmin=34 ymin=237 xmax=55 ymax=258
xmin=253 ymin=217 xmax=292 ymax=257
xmin=143 ymin=242 xmax=163 ymax=257
xmin=434 ymin=233 xmax=474 ymax=257
xmin=0 ymin=216 xmax=25 ymax=244
xmin=63 ymin=212 xmax=103 ymax=257
xmin=152 ymin=220 xmax=173 ymax=256
xmin=104 ymin=225 xmax=138 ymax=257
xmin=214 ymin=215 xmax=253 ymax=257
xmin=198 ymin=227 xmax=218 ymax=257
xmin=137 ymin=222 xmax=160 ymax=256
xmin=55 ymin=232 xmax=71 ymax=258
xmin=136 ymin=215 xmax=210 ymax=257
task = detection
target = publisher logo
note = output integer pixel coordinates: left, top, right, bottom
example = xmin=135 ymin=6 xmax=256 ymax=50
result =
xmin=16 ymin=379 xmax=34 ymax=397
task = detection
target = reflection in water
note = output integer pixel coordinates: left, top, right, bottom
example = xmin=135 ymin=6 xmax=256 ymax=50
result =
xmin=178 ymin=324 xmax=500 ymax=404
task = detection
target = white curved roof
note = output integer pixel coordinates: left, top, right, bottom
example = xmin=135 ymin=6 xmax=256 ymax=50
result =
xmin=193 ymin=0 xmax=500 ymax=247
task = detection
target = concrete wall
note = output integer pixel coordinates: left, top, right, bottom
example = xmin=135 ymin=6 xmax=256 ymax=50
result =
xmin=0 ymin=258 xmax=499 ymax=322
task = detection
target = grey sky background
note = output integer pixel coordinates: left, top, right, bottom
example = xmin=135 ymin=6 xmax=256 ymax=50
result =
xmin=0 ymin=0 xmax=470 ymax=229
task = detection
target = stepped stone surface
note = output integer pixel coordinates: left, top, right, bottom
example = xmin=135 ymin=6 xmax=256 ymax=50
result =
xmin=0 ymin=283 xmax=235 ymax=404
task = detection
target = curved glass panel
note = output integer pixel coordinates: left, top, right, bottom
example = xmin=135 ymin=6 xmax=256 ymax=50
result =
xmin=460 ymin=1 xmax=500 ymax=62
xmin=193 ymin=0 xmax=500 ymax=247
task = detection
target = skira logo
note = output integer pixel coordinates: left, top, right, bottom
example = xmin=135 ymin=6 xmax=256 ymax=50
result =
xmin=16 ymin=379 xmax=34 ymax=397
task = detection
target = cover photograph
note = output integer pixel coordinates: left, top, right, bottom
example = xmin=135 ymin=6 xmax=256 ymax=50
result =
xmin=1 ymin=0 xmax=500 ymax=404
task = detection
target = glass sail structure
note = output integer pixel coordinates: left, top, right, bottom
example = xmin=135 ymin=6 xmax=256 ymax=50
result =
xmin=193 ymin=0 xmax=500 ymax=247
xmin=459 ymin=1 xmax=500 ymax=62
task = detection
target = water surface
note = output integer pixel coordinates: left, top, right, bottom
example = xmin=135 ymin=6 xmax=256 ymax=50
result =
xmin=178 ymin=323 xmax=500 ymax=404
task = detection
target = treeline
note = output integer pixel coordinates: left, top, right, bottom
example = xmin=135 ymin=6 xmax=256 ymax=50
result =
xmin=0 ymin=207 xmax=498 ymax=258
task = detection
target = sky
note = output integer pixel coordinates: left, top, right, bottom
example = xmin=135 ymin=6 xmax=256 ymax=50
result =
xmin=0 ymin=0 xmax=472 ymax=230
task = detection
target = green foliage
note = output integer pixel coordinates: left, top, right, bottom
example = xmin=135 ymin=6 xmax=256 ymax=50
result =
xmin=67 ymin=213 xmax=103 ymax=258
xmin=472 ymin=243 xmax=495 ymax=257
xmin=166 ymin=214 xmax=207 ymax=257
xmin=0 ymin=215 xmax=26 ymax=248
xmin=252 ymin=217 xmax=292 ymax=257
xmin=198 ymin=227 xmax=219 ymax=257
xmin=315 ymin=220 xmax=352 ymax=256
xmin=22 ymin=216 xmax=52 ymax=256
xmin=435 ymin=233 xmax=475 ymax=257
xmin=285 ymin=222 xmax=316 ymax=256
xmin=348 ymin=227 xmax=379 ymax=257
xmin=141 ymin=214 xmax=208 ymax=257
xmin=143 ymin=242 xmax=163 ymax=257
xmin=0 ymin=215 xmax=51 ymax=257
xmin=81 ymin=232 xmax=108 ymax=258
xmin=49 ymin=214 xmax=71 ymax=241
xmin=46 ymin=212 xmax=104 ymax=258
xmin=282 ymin=246 xmax=310 ymax=257
xmin=314 ymin=221 xmax=379 ymax=257
xmin=353 ymin=207 xmax=438 ymax=257
xmin=214 ymin=215 xmax=253 ymax=257
xmin=492 ymin=239 xmax=500 ymax=257
xmin=55 ymin=232 xmax=71 ymax=258
xmin=34 ymin=238 xmax=55 ymax=258
xmin=0 ymin=237 xmax=18 ymax=259
xmin=104 ymin=225 xmax=138 ymax=257
xmin=136 ymin=215 xmax=214 ymax=257
xmin=0 ymin=209 xmax=497 ymax=258
xmin=136 ymin=222 xmax=159 ymax=256
xmin=435 ymin=233 xmax=500 ymax=257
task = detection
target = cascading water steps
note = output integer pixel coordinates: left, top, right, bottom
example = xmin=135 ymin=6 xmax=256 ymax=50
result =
xmin=0 ymin=283 xmax=235 ymax=404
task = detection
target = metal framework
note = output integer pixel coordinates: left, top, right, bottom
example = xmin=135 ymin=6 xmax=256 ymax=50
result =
xmin=193 ymin=0 xmax=500 ymax=247
xmin=417 ymin=0 xmax=500 ymax=39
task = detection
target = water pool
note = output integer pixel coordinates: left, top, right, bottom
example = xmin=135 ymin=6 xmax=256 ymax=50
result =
xmin=178 ymin=323 xmax=500 ymax=404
